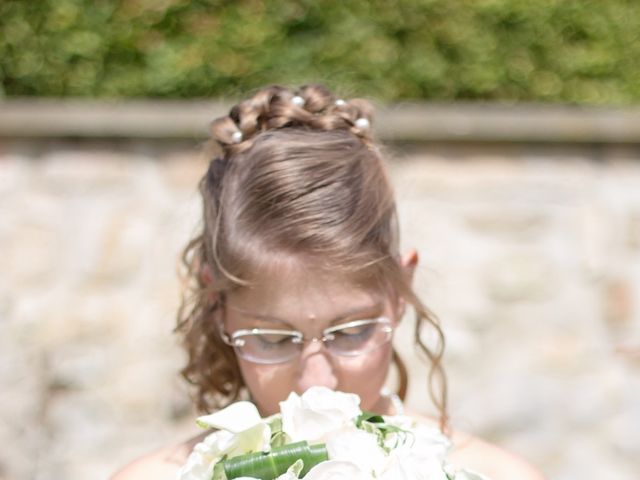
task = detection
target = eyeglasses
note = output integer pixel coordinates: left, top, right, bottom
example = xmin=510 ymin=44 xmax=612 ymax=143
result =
xmin=219 ymin=317 xmax=394 ymax=365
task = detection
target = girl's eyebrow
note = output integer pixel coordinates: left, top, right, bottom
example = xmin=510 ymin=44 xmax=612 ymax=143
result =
xmin=328 ymin=302 xmax=385 ymax=324
xmin=230 ymin=301 xmax=384 ymax=327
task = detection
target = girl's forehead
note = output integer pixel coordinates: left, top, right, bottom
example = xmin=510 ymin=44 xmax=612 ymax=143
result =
xmin=226 ymin=263 xmax=391 ymax=323
xmin=235 ymin=268 xmax=379 ymax=304
xmin=244 ymin=254 xmax=385 ymax=296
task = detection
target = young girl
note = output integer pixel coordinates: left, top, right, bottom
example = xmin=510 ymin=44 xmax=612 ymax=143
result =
xmin=112 ymin=85 xmax=544 ymax=480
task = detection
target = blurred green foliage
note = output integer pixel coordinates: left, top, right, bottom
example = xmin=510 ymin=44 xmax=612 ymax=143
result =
xmin=1 ymin=0 xmax=639 ymax=104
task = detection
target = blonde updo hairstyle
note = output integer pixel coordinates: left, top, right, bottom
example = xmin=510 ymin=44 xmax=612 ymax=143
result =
xmin=176 ymin=84 xmax=448 ymax=431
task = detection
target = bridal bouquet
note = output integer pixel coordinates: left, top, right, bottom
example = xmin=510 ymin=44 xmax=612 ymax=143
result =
xmin=178 ymin=386 xmax=489 ymax=480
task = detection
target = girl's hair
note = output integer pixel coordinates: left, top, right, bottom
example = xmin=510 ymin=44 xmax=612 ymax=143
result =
xmin=175 ymin=84 xmax=449 ymax=431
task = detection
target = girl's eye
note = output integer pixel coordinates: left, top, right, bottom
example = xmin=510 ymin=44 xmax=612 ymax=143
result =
xmin=338 ymin=325 xmax=366 ymax=335
xmin=253 ymin=333 xmax=295 ymax=349
xmin=333 ymin=321 xmax=375 ymax=340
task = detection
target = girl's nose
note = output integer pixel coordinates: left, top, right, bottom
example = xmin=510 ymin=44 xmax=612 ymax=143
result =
xmin=295 ymin=340 xmax=338 ymax=393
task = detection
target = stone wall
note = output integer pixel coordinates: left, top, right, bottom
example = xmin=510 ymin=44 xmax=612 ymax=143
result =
xmin=1 ymin=137 xmax=639 ymax=480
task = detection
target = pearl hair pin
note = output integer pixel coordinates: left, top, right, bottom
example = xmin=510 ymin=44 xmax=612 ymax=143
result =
xmin=355 ymin=118 xmax=370 ymax=129
xmin=335 ymin=99 xmax=346 ymax=106
xmin=291 ymin=95 xmax=305 ymax=107
xmin=231 ymin=131 xmax=243 ymax=143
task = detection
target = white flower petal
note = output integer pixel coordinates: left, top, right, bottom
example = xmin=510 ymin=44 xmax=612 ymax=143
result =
xmin=305 ymin=460 xmax=374 ymax=480
xmin=176 ymin=423 xmax=271 ymax=480
xmin=382 ymin=416 xmax=451 ymax=461
xmin=326 ymin=429 xmax=386 ymax=475
xmin=280 ymin=387 xmax=362 ymax=443
xmin=380 ymin=455 xmax=448 ymax=480
xmin=227 ymin=423 xmax=272 ymax=458
xmin=196 ymin=401 xmax=262 ymax=433
xmin=454 ymin=468 xmax=493 ymax=480
xmin=301 ymin=387 xmax=361 ymax=419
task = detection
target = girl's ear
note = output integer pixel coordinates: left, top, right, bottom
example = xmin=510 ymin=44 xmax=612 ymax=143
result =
xmin=395 ymin=249 xmax=419 ymax=320
xmin=200 ymin=263 xmax=214 ymax=285
xmin=200 ymin=263 xmax=219 ymax=304
xmin=400 ymin=248 xmax=419 ymax=285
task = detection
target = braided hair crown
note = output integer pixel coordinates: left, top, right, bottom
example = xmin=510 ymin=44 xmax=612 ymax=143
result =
xmin=208 ymin=84 xmax=375 ymax=156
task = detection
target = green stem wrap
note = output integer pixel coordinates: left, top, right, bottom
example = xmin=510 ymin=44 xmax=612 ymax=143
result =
xmin=222 ymin=441 xmax=328 ymax=480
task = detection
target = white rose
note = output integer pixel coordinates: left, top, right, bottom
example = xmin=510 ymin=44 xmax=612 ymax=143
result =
xmin=325 ymin=429 xmax=387 ymax=476
xmin=305 ymin=460 xmax=374 ymax=480
xmin=177 ymin=430 xmax=234 ymax=480
xmin=454 ymin=468 xmax=493 ymax=480
xmin=380 ymin=454 xmax=449 ymax=480
xmin=377 ymin=418 xmax=451 ymax=480
xmin=274 ymin=473 xmax=298 ymax=480
xmin=280 ymin=387 xmax=361 ymax=443
xmin=383 ymin=416 xmax=451 ymax=462
xmin=177 ymin=402 xmax=271 ymax=480
xmin=177 ymin=425 xmax=274 ymax=480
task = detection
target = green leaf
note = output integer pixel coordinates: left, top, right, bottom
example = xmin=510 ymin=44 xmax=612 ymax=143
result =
xmin=222 ymin=441 xmax=328 ymax=480
xmin=356 ymin=411 xmax=385 ymax=426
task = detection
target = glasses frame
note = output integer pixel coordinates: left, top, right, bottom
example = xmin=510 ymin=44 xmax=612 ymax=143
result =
xmin=219 ymin=316 xmax=394 ymax=364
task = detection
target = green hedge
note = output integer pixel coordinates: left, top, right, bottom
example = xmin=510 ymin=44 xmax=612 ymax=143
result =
xmin=1 ymin=0 xmax=639 ymax=104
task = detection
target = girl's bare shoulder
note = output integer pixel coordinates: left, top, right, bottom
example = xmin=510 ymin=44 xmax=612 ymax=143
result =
xmin=110 ymin=431 xmax=209 ymax=480
xmin=409 ymin=412 xmax=546 ymax=480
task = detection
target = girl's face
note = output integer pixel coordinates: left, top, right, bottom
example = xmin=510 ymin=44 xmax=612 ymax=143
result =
xmin=221 ymin=261 xmax=407 ymax=416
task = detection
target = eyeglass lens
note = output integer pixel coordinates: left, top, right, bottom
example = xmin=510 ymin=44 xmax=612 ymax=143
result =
xmin=231 ymin=318 xmax=392 ymax=364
